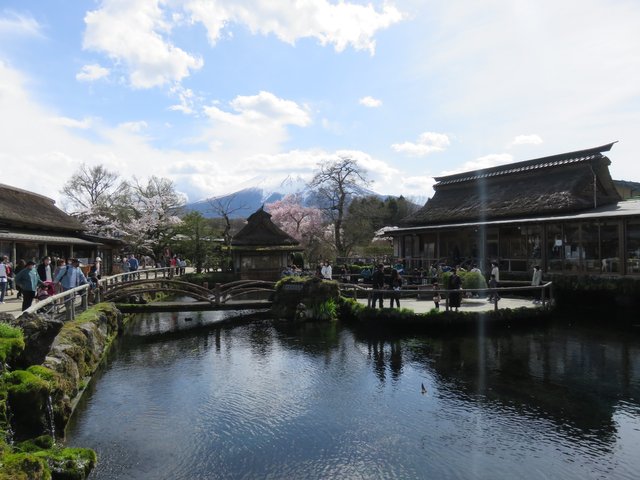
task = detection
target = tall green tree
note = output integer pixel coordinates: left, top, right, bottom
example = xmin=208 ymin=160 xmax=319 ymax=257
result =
xmin=172 ymin=212 xmax=217 ymax=273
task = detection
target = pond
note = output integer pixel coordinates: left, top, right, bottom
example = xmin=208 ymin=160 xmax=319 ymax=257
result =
xmin=65 ymin=311 xmax=640 ymax=479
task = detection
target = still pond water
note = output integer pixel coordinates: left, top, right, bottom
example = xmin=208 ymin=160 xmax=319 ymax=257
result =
xmin=65 ymin=311 xmax=640 ymax=479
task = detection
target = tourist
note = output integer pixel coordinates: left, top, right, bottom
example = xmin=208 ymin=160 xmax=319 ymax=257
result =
xmin=52 ymin=258 xmax=66 ymax=295
xmin=531 ymin=265 xmax=543 ymax=303
xmin=340 ymin=264 xmax=350 ymax=283
xmin=0 ymin=256 xmax=9 ymax=303
xmin=371 ymin=264 xmax=385 ymax=308
xmin=14 ymin=260 xmax=42 ymax=311
xmin=88 ymin=257 xmax=102 ymax=288
xmin=321 ymin=260 xmax=332 ymax=280
xmin=120 ymin=256 xmax=130 ymax=280
xmin=490 ymin=262 xmax=500 ymax=283
xmin=54 ymin=258 xmax=88 ymax=292
xmin=448 ymin=268 xmax=463 ymax=312
xmin=488 ymin=274 xmax=499 ymax=303
xmin=388 ymin=268 xmax=402 ymax=308
xmin=128 ymin=254 xmax=139 ymax=279
xmin=37 ymin=256 xmax=54 ymax=283
xmin=432 ymin=282 xmax=441 ymax=310
xmin=470 ymin=264 xmax=481 ymax=275
xmin=6 ymin=259 xmax=14 ymax=295
xmin=14 ymin=259 xmax=26 ymax=299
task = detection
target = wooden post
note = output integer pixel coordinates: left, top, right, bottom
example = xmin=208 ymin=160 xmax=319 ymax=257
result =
xmin=215 ymin=283 xmax=221 ymax=305
xmin=81 ymin=289 xmax=88 ymax=311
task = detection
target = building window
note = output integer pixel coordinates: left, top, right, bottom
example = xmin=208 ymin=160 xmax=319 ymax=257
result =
xmin=547 ymin=224 xmax=563 ymax=272
xmin=600 ymin=222 xmax=619 ymax=273
xmin=626 ymin=220 xmax=640 ymax=274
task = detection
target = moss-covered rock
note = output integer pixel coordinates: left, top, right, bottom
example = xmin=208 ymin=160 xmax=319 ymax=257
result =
xmin=4 ymin=370 xmax=51 ymax=440
xmin=272 ymin=276 xmax=340 ymax=320
xmin=0 ymin=322 xmax=25 ymax=367
xmin=43 ymin=303 xmax=122 ymax=432
xmin=0 ymin=452 xmax=50 ymax=480
xmin=1 ymin=437 xmax=97 ymax=480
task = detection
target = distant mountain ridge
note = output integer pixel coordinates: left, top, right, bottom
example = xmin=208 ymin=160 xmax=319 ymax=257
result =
xmin=184 ymin=176 xmax=385 ymax=219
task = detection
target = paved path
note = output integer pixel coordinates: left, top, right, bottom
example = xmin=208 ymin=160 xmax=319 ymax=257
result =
xmin=1 ymin=287 xmax=544 ymax=320
xmin=357 ymin=295 xmax=543 ymax=313
xmin=0 ymin=290 xmax=26 ymax=318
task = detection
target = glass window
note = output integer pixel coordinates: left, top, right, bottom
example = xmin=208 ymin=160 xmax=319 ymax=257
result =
xmin=563 ymin=223 xmax=581 ymax=272
xmin=547 ymin=224 xmax=563 ymax=272
xmin=600 ymin=222 xmax=619 ymax=273
xmin=626 ymin=220 xmax=640 ymax=274
xmin=582 ymin=222 xmax=600 ymax=273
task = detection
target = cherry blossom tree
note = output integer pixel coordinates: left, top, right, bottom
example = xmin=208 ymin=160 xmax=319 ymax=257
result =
xmin=265 ymin=194 xmax=331 ymax=263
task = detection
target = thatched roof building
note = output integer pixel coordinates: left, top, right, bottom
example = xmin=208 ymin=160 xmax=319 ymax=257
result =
xmin=0 ymin=184 xmax=86 ymax=232
xmin=402 ymin=143 xmax=621 ymax=226
xmin=389 ymin=143 xmax=640 ymax=277
xmin=231 ymin=208 xmax=302 ymax=280
xmin=0 ymin=184 xmax=111 ymax=267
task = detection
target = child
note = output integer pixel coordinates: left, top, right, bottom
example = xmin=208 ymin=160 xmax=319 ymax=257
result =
xmin=432 ymin=283 xmax=441 ymax=310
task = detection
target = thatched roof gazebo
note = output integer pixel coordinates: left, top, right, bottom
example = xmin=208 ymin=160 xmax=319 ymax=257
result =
xmin=231 ymin=207 xmax=302 ymax=280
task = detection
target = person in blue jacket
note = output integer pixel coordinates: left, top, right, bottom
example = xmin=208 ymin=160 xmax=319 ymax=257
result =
xmin=54 ymin=258 xmax=88 ymax=292
xmin=15 ymin=260 xmax=43 ymax=311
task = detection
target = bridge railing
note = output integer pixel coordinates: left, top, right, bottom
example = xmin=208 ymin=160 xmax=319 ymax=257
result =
xmin=23 ymin=267 xmax=175 ymax=320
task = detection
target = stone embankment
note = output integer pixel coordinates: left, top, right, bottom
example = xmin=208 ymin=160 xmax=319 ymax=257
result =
xmin=0 ymin=303 xmax=122 ymax=479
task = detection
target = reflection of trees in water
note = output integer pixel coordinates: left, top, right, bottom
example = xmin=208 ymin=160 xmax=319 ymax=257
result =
xmin=404 ymin=326 xmax=640 ymax=444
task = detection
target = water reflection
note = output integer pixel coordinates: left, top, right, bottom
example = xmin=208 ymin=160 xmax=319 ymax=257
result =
xmin=67 ymin=315 xmax=640 ymax=480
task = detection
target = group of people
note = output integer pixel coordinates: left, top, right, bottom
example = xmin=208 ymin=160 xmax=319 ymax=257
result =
xmin=6 ymin=256 xmax=98 ymax=311
xmin=370 ymin=264 xmax=403 ymax=309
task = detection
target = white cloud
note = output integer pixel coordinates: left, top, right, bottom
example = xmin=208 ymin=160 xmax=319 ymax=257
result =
xmin=83 ymin=0 xmax=203 ymax=88
xmin=0 ymin=11 xmax=42 ymax=37
xmin=118 ymin=121 xmax=148 ymax=133
xmin=50 ymin=116 xmax=93 ymax=129
xmin=76 ymin=63 xmax=110 ymax=82
xmin=509 ymin=134 xmax=543 ymax=147
xmin=168 ymin=85 xmax=197 ymax=115
xmin=185 ymin=0 xmax=404 ymax=54
xmin=81 ymin=0 xmax=403 ymax=91
xmin=392 ymin=131 xmax=450 ymax=157
xmin=359 ymin=96 xmax=382 ymax=108
xmin=204 ymin=91 xmax=311 ymax=130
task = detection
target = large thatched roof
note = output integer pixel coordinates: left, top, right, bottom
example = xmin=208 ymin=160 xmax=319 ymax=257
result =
xmin=0 ymin=184 xmax=85 ymax=232
xmin=232 ymin=207 xmax=300 ymax=247
xmin=401 ymin=143 xmax=621 ymax=226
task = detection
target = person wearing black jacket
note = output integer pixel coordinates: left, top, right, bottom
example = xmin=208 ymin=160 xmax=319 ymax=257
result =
xmin=371 ymin=264 xmax=385 ymax=309
xmin=37 ymin=256 xmax=54 ymax=283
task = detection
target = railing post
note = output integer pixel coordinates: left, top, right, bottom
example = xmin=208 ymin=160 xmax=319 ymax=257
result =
xmin=81 ymin=288 xmax=88 ymax=311
xmin=65 ymin=294 xmax=75 ymax=321
xmin=541 ymin=285 xmax=546 ymax=307
xmin=215 ymin=283 xmax=221 ymax=305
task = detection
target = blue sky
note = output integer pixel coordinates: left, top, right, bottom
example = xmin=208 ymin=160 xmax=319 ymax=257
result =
xmin=1 ymin=0 xmax=638 ymax=209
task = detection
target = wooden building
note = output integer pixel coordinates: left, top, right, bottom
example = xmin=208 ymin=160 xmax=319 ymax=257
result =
xmin=231 ymin=207 xmax=303 ymax=280
xmin=391 ymin=143 xmax=640 ymax=276
xmin=0 ymin=184 xmax=118 ymax=272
